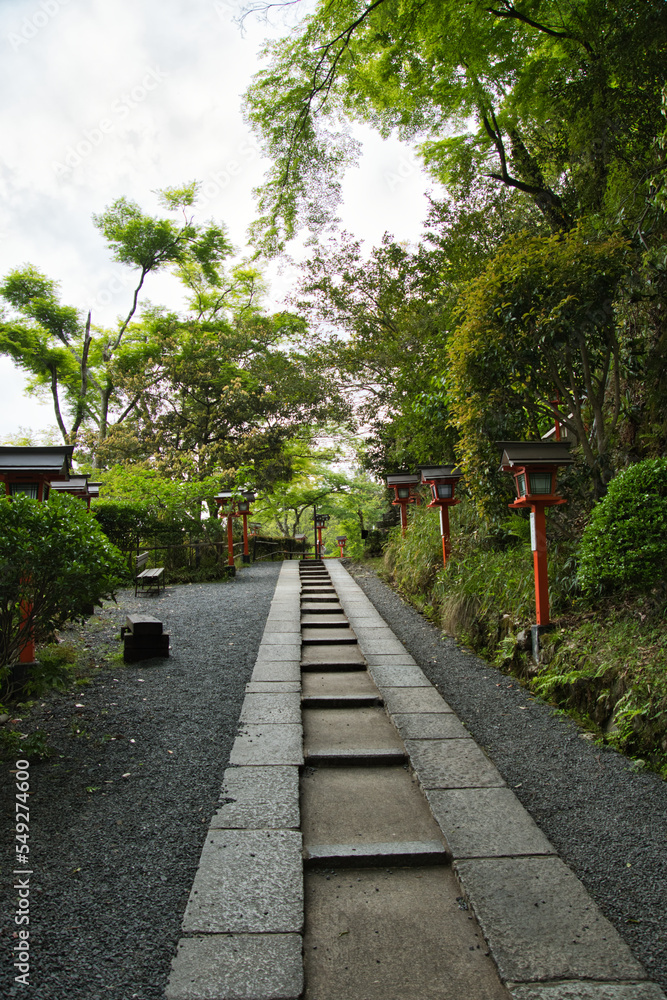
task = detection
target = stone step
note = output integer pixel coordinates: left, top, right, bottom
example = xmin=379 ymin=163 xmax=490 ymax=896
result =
xmin=300 ymin=597 xmax=341 ymax=606
xmin=301 ymin=694 xmax=383 ymax=708
xmin=303 ymin=706 xmax=405 ymax=755
xmin=301 ymin=628 xmax=358 ymax=645
xmin=300 ymin=615 xmax=350 ymax=627
xmin=301 ymin=764 xmax=447 ymax=854
xmin=303 ymin=867 xmax=510 ymax=1000
xmin=301 ymin=671 xmax=380 ymax=697
xmin=304 ymin=841 xmax=450 ymax=867
xmin=301 ymin=645 xmax=366 ymax=668
xmin=304 ymin=748 xmax=408 ymax=766
xmin=301 ymin=661 xmax=368 ymax=673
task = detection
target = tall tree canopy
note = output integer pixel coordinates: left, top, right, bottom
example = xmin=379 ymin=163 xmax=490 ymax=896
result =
xmin=245 ymin=0 xmax=667 ymax=252
xmin=0 ymin=185 xmax=349 ymax=481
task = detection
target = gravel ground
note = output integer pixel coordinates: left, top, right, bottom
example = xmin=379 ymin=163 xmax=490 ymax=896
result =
xmin=346 ymin=562 xmax=667 ymax=991
xmin=0 ymin=562 xmax=280 ymax=1000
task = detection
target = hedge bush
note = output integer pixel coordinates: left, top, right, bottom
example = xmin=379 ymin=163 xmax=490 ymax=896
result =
xmin=0 ymin=493 xmax=124 ymax=671
xmin=578 ymin=458 xmax=667 ymax=595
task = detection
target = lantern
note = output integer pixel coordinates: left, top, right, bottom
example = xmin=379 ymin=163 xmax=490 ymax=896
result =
xmin=385 ymin=473 xmax=421 ymax=534
xmin=313 ymin=511 xmax=330 ymax=559
xmin=498 ymin=441 xmax=573 ymax=655
xmin=335 ymin=534 xmax=347 ymax=557
xmin=420 ymin=466 xmax=464 ymax=568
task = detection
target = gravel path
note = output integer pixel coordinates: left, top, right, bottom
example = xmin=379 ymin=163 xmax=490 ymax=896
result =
xmin=346 ymin=562 xmax=667 ymax=991
xmin=0 ymin=563 xmax=280 ymax=1000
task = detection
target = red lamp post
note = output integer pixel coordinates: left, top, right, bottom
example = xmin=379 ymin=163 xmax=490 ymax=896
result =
xmin=386 ymin=473 xmax=421 ymax=534
xmin=0 ymin=446 xmax=74 ymax=665
xmin=336 ymin=534 xmax=347 ymax=557
xmin=498 ymin=441 xmax=573 ymax=656
xmin=214 ymin=491 xmax=257 ymax=570
xmin=314 ymin=512 xmax=330 ymax=559
xmin=420 ymin=466 xmax=464 ymax=569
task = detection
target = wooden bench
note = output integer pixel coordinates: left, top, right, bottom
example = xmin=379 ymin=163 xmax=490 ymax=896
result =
xmin=135 ymin=551 xmax=165 ymax=597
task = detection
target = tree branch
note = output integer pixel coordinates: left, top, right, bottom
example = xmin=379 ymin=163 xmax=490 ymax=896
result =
xmin=486 ymin=2 xmax=595 ymax=55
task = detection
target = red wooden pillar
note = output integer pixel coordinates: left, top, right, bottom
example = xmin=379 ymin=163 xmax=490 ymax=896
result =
xmin=439 ymin=506 xmax=451 ymax=569
xmin=227 ymin=510 xmax=235 ymax=567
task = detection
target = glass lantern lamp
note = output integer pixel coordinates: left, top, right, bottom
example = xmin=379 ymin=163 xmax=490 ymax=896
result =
xmin=419 ymin=466 xmax=464 ymax=568
xmin=497 ymin=441 xmax=573 ymax=640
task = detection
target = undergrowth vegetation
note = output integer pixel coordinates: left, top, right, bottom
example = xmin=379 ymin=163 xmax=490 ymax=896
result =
xmin=382 ymin=498 xmax=667 ymax=777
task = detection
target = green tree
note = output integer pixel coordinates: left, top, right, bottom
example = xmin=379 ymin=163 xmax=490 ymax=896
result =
xmin=0 ymin=494 xmax=124 ymax=671
xmin=0 ymin=184 xmax=235 ymax=462
xmin=245 ymin=0 xmax=667 ymax=251
xmin=448 ymin=225 xmax=633 ymax=501
xmin=292 ymin=190 xmax=543 ymax=473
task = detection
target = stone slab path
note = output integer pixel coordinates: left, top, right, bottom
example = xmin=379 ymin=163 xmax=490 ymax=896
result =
xmin=165 ymin=560 xmax=667 ymax=1000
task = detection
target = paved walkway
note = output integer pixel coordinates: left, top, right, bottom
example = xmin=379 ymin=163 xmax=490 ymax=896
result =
xmin=164 ymin=560 xmax=667 ymax=1000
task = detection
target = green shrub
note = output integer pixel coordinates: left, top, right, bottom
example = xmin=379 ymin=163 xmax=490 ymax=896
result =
xmin=0 ymin=727 xmax=51 ymax=761
xmin=0 ymin=493 xmax=125 ymax=673
xmin=578 ymin=458 xmax=667 ymax=595
xmin=27 ymin=641 xmax=78 ymax=696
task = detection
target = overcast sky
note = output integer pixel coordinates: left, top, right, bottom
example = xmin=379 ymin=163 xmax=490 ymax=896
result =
xmin=0 ymin=0 xmax=438 ymax=438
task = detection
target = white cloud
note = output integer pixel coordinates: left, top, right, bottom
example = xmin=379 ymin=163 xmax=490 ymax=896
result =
xmin=0 ymin=0 xmax=440 ymax=437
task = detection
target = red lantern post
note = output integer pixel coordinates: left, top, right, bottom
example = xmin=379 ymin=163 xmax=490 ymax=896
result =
xmin=420 ymin=466 xmax=464 ymax=569
xmin=498 ymin=441 xmax=573 ymax=656
xmin=314 ymin=513 xmax=330 ymax=558
xmin=335 ymin=535 xmax=347 ymax=557
xmin=386 ymin=474 xmax=421 ymax=534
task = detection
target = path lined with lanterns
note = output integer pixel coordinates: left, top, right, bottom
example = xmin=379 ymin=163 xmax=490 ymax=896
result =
xmin=387 ymin=440 xmax=573 ymax=661
xmin=3 ymin=443 xmax=667 ymax=998
xmin=165 ymin=557 xmax=666 ymax=1000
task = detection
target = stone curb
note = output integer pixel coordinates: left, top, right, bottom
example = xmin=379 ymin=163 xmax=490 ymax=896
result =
xmin=166 ymin=560 xmax=304 ymax=1000
xmin=326 ymin=559 xmax=667 ymax=999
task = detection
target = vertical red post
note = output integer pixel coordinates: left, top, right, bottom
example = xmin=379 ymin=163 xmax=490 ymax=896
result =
xmin=439 ymin=505 xmax=451 ymax=569
xmin=532 ymin=506 xmax=550 ymax=626
xmin=317 ymin=525 xmax=323 ymax=556
xmin=338 ymin=541 xmax=345 ymax=557
xmin=18 ymin=596 xmax=35 ymax=663
xmin=227 ymin=510 xmax=235 ymax=568
xmin=399 ymin=502 xmax=408 ymax=535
